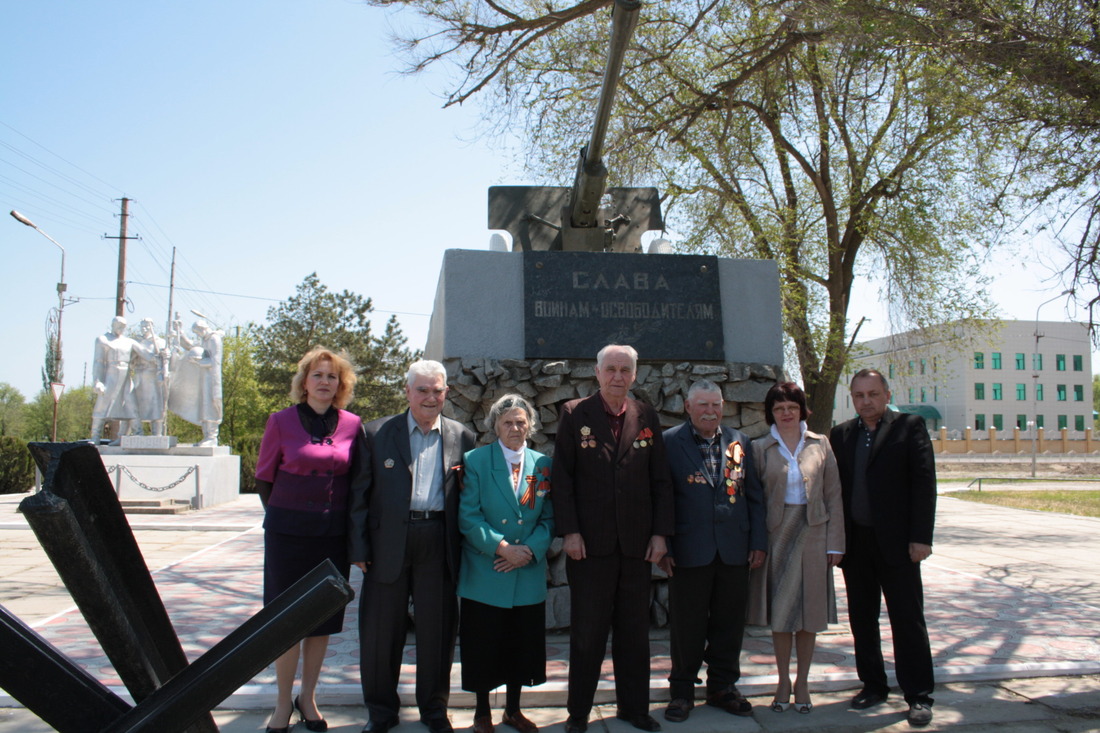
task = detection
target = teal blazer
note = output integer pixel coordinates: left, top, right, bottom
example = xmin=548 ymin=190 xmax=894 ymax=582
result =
xmin=457 ymin=442 xmax=554 ymax=609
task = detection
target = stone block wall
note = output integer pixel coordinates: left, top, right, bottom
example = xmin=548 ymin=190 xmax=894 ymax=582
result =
xmin=441 ymin=356 xmax=784 ymax=630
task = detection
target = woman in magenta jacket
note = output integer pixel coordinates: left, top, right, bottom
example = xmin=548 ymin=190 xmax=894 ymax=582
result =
xmin=255 ymin=347 xmax=365 ymax=733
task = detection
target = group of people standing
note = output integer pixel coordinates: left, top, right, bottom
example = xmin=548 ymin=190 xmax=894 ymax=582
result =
xmin=255 ymin=344 xmax=937 ymax=733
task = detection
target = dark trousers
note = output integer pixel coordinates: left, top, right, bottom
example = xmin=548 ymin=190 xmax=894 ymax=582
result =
xmin=842 ymin=525 xmax=934 ymax=705
xmin=667 ymin=558 xmax=749 ymax=700
xmin=566 ymin=551 xmax=651 ymax=719
xmin=359 ymin=519 xmax=457 ymax=723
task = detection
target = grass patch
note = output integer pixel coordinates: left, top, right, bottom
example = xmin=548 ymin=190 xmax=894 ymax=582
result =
xmin=949 ymin=490 xmax=1100 ymax=518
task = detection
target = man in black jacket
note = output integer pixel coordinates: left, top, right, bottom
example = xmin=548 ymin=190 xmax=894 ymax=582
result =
xmin=830 ymin=369 xmax=936 ymax=728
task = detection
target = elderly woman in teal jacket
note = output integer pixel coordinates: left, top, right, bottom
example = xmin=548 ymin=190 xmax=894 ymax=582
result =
xmin=458 ymin=394 xmax=554 ymax=733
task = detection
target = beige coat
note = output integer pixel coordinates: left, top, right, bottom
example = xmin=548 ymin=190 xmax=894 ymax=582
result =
xmin=752 ymin=430 xmax=845 ymax=554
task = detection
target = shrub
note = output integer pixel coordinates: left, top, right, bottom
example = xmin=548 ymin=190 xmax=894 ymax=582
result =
xmin=0 ymin=437 xmax=35 ymax=494
xmin=234 ymin=434 xmax=263 ymax=493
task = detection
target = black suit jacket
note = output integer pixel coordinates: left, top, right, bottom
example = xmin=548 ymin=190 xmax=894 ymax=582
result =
xmin=830 ymin=411 xmax=936 ymax=566
xmin=663 ymin=422 xmax=766 ymax=567
xmin=551 ymin=392 xmax=674 ymax=558
xmin=347 ymin=410 xmax=476 ymax=584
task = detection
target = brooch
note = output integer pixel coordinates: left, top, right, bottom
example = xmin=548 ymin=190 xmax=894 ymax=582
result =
xmin=633 ymin=427 xmax=654 ymax=449
xmin=384 ymin=458 xmax=395 ymax=469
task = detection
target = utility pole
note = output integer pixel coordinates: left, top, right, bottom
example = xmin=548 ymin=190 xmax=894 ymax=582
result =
xmin=104 ymin=197 xmax=140 ymax=317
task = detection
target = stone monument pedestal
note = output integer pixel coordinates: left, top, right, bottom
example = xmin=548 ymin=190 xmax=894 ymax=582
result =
xmin=96 ymin=444 xmax=240 ymax=510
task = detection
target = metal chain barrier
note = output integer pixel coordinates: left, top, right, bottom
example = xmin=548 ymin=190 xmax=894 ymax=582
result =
xmin=113 ymin=464 xmax=198 ymax=493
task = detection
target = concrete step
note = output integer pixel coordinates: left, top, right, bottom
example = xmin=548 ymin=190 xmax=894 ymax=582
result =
xmin=120 ymin=498 xmax=193 ymax=515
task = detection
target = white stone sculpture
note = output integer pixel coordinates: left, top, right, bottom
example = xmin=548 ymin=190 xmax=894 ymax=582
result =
xmin=90 ymin=316 xmax=138 ymax=441
xmin=131 ymin=317 xmax=167 ymax=436
xmin=168 ymin=318 xmax=224 ymax=447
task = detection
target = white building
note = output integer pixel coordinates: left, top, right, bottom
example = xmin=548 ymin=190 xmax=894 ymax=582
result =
xmin=835 ymin=320 xmax=1094 ymax=435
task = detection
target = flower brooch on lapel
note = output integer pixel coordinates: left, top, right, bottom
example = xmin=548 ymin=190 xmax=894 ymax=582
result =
xmin=519 ymin=465 xmax=551 ymax=508
xmin=633 ymin=427 xmax=654 ymax=450
xmin=723 ymin=441 xmax=744 ymax=504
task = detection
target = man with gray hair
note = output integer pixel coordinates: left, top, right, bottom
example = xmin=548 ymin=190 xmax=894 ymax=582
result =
xmin=659 ymin=380 xmax=766 ymax=722
xmin=552 ymin=344 xmax=674 ymax=733
xmin=349 ymin=360 xmax=476 ymax=733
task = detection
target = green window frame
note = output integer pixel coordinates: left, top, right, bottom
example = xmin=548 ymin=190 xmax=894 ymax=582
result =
xmin=1056 ymin=354 xmax=1066 ymax=371
xmin=1015 ymin=353 xmax=1026 ymax=370
xmin=974 ymin=383 xmax=985 ymax=400
xmin=1058 ymin=414 xmax=1068 ymax=430
xmin=992 ymin=383 xmax=1003 ymax=401
xmin=1075 ymin=415 xmax=1086 ymax=431
xmin=992 ymin=352 xmax=1002 ymax=369
xmin=1073 ymin=355 xmax=1083 ymax=371
xmin=1057 ymin=384 xmax=1067 ymax=401
xmin=974 ymin=414 xmax=986 ymax=431
xmin=1016 ymin=384 xmax=1026 ymax=400
xmin=974 ymin=352 xmax=984 ymax=369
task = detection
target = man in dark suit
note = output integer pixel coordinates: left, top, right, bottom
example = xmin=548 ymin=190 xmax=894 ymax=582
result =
xmin=349 ymin=360 xmax=476 ymax=733
xmin=551 ymin=344 xmax=674 ymax=733
xmin=829 ymin=368 xmax=936 ymax=728
xmin=658 ymin=380 xmax=766 ymax=723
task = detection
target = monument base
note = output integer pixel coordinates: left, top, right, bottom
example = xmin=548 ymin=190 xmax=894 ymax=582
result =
xmin=120 ymin=435 xmax=179 ymax=451
xmin=96 ymin=445 xmax=239 ymax=510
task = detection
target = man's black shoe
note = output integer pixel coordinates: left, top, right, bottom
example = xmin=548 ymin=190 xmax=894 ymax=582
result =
xmin=907 ymin=703 xmax=933 ymax=727
xmin=663 ymin=699 xmax=692 ymax=723
xmin=420 ymin=717 xmax=453 ymax=733
xmin=850 ymin=688 xmax=889 ymax=710
xmin=363 ymin=720 xmax=398 ymax=733
xmin=564 ymin=717 xmax=588 ymax=733
xmin=615 ymin=712 xmax=661 ymax=732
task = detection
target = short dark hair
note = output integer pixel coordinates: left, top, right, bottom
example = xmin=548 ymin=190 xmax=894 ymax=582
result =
xmin=764 ymin=381 xmax=810 ymax=425
xmin=850 ymin=368 xmax=890 ymax=391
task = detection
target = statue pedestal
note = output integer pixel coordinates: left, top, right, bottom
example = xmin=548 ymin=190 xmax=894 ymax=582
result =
xmin=96 ymin=445 xmax=240 ymax=510
xmin=121 ymin=435 xmax=178 ymax=450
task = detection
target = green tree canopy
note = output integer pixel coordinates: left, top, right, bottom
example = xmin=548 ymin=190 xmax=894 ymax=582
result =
xmin=368 ymin=0 xmax=1002 ymax=428
xmin=0 ymin=383 xmax=25 ymax=438
xmin=254 ymin=273 xmax=417 ymax=420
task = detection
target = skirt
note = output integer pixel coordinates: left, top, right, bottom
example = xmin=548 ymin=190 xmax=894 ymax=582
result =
xmin=747 ymin=504 xmax=837 ymax=633
xmin=264 ymin=530 xmax=350 ymax=637
xmin=459 ymin=597 xmax=547 ymax=692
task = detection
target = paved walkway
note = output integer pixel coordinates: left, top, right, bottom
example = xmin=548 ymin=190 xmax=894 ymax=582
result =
xmin=1 ymin=489 xmax=1099 ymax=731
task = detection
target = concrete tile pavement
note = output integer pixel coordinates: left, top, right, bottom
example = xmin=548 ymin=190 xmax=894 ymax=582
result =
xmin=1 ymin=489 xmax=1099 ymax=731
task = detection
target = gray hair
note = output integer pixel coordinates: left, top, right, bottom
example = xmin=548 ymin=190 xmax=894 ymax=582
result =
xmin=485 ymin=393 xmax=539 ymax=438
xmin=596 ymin=343 xmax=639 ymax=370
xmin=687 ymin=379 xmax=722 ymax=400
xmin=406 ymin=359 xmax=448 ymax=387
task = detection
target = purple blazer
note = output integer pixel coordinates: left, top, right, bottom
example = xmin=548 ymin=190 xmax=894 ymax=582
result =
xmin=256 ymin=405 xmax=363 ymax=537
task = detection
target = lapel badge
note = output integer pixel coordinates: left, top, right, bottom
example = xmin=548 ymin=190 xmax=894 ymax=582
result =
xmin=580 ymin=425 xmax=596 ymax=449
xmin=384 ymin=458 xmax=395 ymax=469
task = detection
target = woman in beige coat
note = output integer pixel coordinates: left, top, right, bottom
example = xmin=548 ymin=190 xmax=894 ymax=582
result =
xmin=748 ymin=382 xmax=844 ymax=714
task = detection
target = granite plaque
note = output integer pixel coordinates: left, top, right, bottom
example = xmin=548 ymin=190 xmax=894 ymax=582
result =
xmin=524 ymin=251 xmax=724 ymax=360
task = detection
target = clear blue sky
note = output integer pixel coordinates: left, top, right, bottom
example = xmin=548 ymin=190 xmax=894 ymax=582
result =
xmin=0 ymin=0 xmax=1093 ymax=401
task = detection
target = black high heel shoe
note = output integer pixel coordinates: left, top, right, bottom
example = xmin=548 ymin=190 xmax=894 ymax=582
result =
xmin=295 ymin=695 xmax=329 ymax=732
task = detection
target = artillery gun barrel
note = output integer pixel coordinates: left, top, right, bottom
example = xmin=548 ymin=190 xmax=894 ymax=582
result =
xmin=569 ymin=0 xmax=641 ymax=230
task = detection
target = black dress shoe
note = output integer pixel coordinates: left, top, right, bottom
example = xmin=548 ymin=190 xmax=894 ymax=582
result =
xmin=363 ymin=719 xmax=399 ymax=733
xmin=564 ymin=716 xmax=588 ymax=733
xmin=663 ymin=699 xmax=692 ymax=723
xmin=421 ymin=717 xmax=454 ymax=733
xmin=615 ymin=712 xmax=661 ymax=732
xmin=850 ymin=688 xmax=889 ymax=710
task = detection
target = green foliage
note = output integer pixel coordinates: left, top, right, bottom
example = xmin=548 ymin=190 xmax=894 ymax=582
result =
xmin=0 ymin=436 xmax=34 ymax=494
xmin=233 ymin=433 xmax=263 ymax=493
xmin=1094 ymin=374 xmax=1099 ymax=429
xmin=220 ymin=328 xmax=274 ymax=445
xmin=22 ymin=385 xmax=96 ymax=442
xmin=0 ymin=383 xmax=26 ymax=438
xmin=254 ymin=273 xmax=416 ymax=421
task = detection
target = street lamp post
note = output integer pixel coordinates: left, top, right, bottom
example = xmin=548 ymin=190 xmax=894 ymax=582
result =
xmin=9 ymin=210 xmax=67 ymax=441
xmin=1031 ymin=289 xmax=1074 ymax=477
